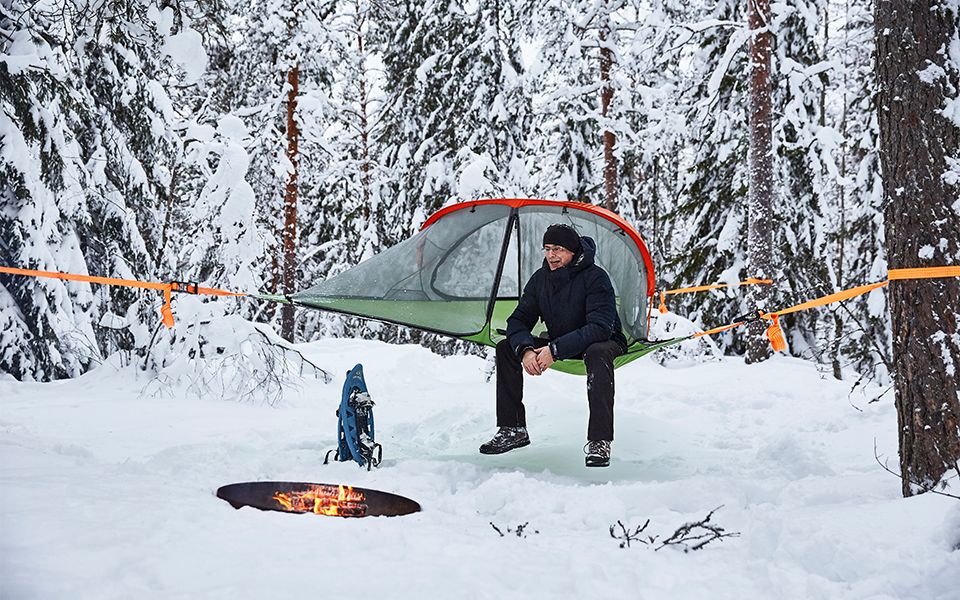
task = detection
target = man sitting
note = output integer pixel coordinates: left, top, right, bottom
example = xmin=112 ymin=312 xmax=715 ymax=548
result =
xmin=479 ymin=223 xmax=627 ymax=467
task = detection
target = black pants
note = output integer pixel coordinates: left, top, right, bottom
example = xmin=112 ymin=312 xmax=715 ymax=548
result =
xmin=495 ymin=339 xmax=620 ymax=441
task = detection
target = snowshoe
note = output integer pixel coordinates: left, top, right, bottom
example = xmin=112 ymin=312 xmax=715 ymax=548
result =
xmin=324 ymin=364 xmax=382 ymax=470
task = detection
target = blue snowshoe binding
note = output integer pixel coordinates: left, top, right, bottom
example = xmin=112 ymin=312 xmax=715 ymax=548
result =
xmin=324 ymin=364 xmax=382 ymax=470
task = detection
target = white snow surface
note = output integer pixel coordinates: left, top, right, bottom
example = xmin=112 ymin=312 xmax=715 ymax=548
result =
xmin=2 ymin=337 xmax=958 ymax=599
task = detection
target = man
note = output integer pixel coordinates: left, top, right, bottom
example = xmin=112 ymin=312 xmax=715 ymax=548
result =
xmin=479 ymin=223 xmax=628 ymax=467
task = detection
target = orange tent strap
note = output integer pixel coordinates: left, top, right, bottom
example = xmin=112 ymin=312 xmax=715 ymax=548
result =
xmin=692 ymin=321 xmax=745 ymax=338
xmin=765 ymin=314 xmax=787 ymax=352
xmin=888 ymin=266 xmax=960 ymax=280
xmin=0 ymin=266 xmax=245 ymax=329
xmin=765 ymin=281 xmax=889 ymax=318
xmin=161 ymin=288 xmax=175 ymax=328
xmin=664 ymin=278 xmax=773 ymax=295
xmin=0 ymin=265 xmax=170 ymax=291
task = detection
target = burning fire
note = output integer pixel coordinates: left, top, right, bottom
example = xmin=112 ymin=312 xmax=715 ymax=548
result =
xmin=273 ymin=484 xmax=367 ymax=517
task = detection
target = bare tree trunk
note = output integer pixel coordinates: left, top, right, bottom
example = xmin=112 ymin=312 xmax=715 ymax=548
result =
xmin=745 ymin=0 xmax=774 ymax=364
xmin=875 ymin=0 xmax=960 ymax=497
xmin=356 ymin=4 xmax=371 ymax=220
xmin=832 ymin=0 xmax=846 ymax=381
xmin=281 ymin=62 xmax=299 ymax=342
xmin=599 ymin=7 xmax=617 ymax=213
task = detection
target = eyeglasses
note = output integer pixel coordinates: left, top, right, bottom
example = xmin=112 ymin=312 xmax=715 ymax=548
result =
xmin=542 ymin=246 xmax=571 ymax=255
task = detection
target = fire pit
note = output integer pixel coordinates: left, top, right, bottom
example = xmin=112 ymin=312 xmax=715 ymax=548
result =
xmin=216 ymin=481 xmax=421 ymax=517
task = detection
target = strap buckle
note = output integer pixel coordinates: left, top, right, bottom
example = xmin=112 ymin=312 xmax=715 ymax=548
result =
xmin=171 ymin=281 xmax=199 ymax=294
xmin=735 ymin=308 xmax=764 ymax=323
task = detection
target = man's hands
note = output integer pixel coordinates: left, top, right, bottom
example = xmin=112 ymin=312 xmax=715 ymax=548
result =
xmin=521 ymin=347 xmax=555 ymax=376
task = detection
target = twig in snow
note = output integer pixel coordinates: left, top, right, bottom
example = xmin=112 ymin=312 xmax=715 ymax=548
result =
xmin=490 ymin=522 xmax=539 ymax=538
xmin=609 ymin=518 xmax=656 ymax=548
xmin=655 ymin=506 xmax=740 ymax=552
xmin=611 ymin=507 xmax=740 ymax=552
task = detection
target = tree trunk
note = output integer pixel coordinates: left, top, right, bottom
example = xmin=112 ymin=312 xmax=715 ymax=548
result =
xmin=745 ymin=0 xmax=774 ymax=364
xmin=875 ymin=0 xmax=960 ymax=497
xmin=599 ymin=9 xmax=617 ymax=213
xmin=356 ymin=4 xmax=371 ymax=219
xmin=281 ymin=62 xmax=299 ymax=342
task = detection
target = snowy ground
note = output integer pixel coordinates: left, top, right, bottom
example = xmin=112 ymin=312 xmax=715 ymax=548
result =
xmin=1 ymin=337 xmax=958 ymax=599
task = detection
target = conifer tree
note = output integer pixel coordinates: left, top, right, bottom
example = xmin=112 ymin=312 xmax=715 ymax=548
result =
xmin=825 ymin=0 xmax=888 ymax=381
xmin=659 ymin=0 xmax=751 ymax=349
xmin=0 ymin=0 xmax=181 ymax=380
xmin=375 ymin=0 xmax=531 ymax=244
xmin=770 ymin=0 xmax=835 ymax=361
xmin=530 ymin=0 xmax=608 ymax=203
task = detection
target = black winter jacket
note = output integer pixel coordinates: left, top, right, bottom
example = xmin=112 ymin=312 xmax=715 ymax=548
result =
xmin=505 ymin=237 xmax=629 ymax=360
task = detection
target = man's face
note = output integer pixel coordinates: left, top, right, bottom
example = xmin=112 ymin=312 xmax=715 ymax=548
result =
xmin=543 ymin=244 xmax=575 ymax=270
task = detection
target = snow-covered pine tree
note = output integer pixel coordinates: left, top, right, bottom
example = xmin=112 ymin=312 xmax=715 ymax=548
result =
xmin=183 ymin=0 xmax=342 ymax=337
xmin=375 ymin=0 xmax=464 ymax=241
xmin=0 ymin=0 xmax=181 ymax=380
xmin=614 ymin=0 xmax=688 ymax=260
xmin=529 ymin=0 xmax=606 ymax=203
xmin=769 ymin=0 xmax=836 ymax=361
xmin=451 ymin=0 xmax=532 ymax=201
xmin=375 ymin=0 xmax=531 ymax=242
xmin=823 ymin=0 xmax=889 ymax=382
xmin=298 ymin=0 xmax=393 ymax=341
xmin=658 ymin=0 xmax=751 ymax=352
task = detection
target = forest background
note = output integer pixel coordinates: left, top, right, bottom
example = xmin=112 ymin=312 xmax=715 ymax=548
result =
xmin=0 ymin=0 xmax=950 ymax=393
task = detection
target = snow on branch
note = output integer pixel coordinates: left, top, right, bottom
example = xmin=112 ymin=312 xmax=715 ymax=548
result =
xmin=143 ymin=312 xmax=332 ymax=406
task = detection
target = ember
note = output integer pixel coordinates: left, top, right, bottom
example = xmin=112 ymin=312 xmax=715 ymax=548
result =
xmin=273 ymin=484 xmax=367 ymax=517
xmin=216 ymin=481 xmax=421 ymax=518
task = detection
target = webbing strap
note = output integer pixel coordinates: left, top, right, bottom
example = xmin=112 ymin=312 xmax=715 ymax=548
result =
xmin=888 ymin=266 xmax=960 ymax=280
xmin=664 ymin=277 xmax=773 ymax=295
xmin=688 ymin=265 xmax=959 ymax=350
xmin=692 ymin=321 xmax=745 ymax=338
xmin=659 ymin=278 xmax=772 ymax=314
xmin=765 ymin=281 xmax=889 ymax=318
xmin=0 ymin=266 xmax=245 ymax=328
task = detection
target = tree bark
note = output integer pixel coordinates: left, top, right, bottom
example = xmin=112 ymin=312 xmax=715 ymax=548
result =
xmin=356 ymin=4 xmax=371 ymax=219
xmin=599 ymin=8 xmax=617 ymax=213
xmin=875 ymin=0 xmax=960 ymax=496
xmin=281 ymin=62 xmax=299 ymax=342
xmin=746 ymin=0 xmax=774 ymax=364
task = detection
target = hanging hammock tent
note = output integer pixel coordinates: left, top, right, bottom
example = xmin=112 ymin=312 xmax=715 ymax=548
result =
xmin=283 ymin=199 xmax=683 ymax=375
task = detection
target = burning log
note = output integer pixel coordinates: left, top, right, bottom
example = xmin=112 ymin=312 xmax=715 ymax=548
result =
xmin=216 ymin=481 xmax=421 ymax=518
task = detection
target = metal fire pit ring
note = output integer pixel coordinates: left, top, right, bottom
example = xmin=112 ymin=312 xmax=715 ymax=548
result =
xmin=216 ymin=481 xmax=421 ymax=518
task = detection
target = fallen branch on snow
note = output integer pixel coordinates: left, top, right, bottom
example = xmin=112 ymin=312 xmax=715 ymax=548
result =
xmin=610 ymin=506 xmax=740 ymax=552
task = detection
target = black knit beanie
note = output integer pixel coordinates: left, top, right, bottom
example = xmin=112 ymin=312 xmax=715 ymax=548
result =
xmin=543 ymin=224 xmax=581 ymax=253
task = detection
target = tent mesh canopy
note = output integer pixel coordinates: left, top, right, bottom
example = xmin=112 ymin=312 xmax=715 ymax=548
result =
xmin=294 ymin=201 xmax=653 ymax=352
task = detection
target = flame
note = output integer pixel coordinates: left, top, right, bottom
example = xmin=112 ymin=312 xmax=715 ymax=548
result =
xmin=273 ymin=484 xmax=367 ymax=517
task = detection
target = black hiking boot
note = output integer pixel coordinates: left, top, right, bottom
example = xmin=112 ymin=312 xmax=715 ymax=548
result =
xmin=479 ymin=427 xmax=530 ymax=455
xmin=584 ymin=440 xmax=611 ymax=467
